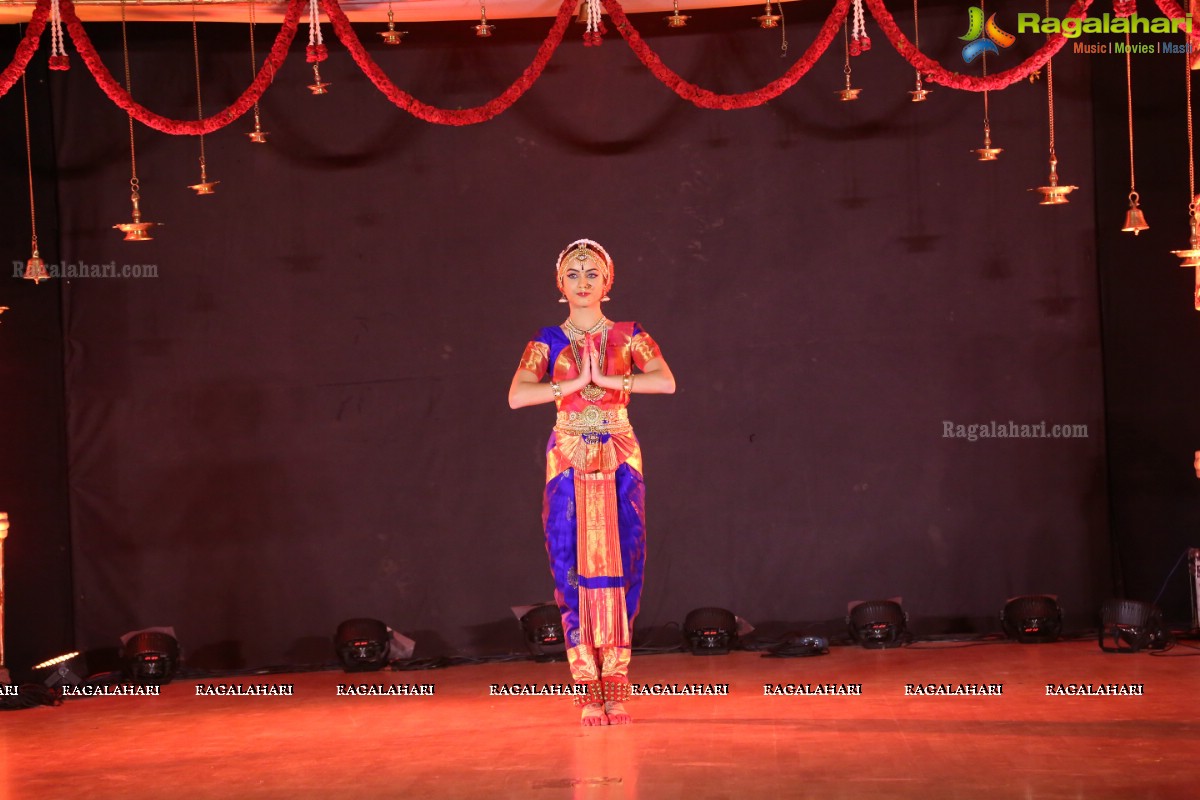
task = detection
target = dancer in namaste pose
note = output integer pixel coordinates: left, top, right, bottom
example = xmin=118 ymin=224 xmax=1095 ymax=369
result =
xmin=509 ymin=239 xmax=675 ymax=726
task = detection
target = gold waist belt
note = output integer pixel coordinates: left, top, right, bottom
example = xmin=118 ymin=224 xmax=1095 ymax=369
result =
xmin=555 ymin=406 xmax=632 ymax=436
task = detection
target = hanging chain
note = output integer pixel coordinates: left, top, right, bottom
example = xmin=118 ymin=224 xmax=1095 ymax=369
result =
xmin=22 ymin=73 xmax=38 ymax=252
xmin=192 ymin=1 xmax=206 ymax=168
xmin=1045 ymin=0 xmax=1055 ymax=159
xmin=249 ymin=0 xmax=262 ymax=123
xmin=779 ymin=4 xmax=788 ymax=57
xmin=912 ymin=0 xmax=921 ymax=83
xmin=843 ymin=21 xmax=851 ymax=76
xmin=1125 ymin=32 xmax=1136 ymax=194
xmin=981 ymin=0 xmax=990 ymax=129
xmin=1187 ymin=30 xmax=1195 ymax=202
xmin=120 ymin=0 xmax=137 ymax=190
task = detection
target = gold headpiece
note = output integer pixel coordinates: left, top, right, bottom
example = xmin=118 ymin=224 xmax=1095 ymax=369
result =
xmin=556 ymin=238 xmax=614 ymax=298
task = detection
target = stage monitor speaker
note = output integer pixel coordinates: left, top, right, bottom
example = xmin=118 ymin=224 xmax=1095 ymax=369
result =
xmin=1099 ymin=599 xmax=1171 ymax=653
xmin=1001 ymin=595 xmax=1063 ymax=643
xmin=847 ymin=599 xmax=909 ymax=649
xmin=123 ymin=631 xmax=181 ymax=685
xmin=520 ymin=603 xmax=566 ymax=662
xmin=683 ymin=607 xmax=738 ymax=655
xmin=334 ymin=618 xmax=391 ymax=672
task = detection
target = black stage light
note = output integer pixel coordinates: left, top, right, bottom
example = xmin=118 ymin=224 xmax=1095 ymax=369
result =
xmin=123 ymin=631 xmax=181 ymax=685
xmin=1099 ymin=599 xmax=1171 ymax=653
xmin=683 ymin=607 xmax=738 ymax=655
xmin=847 ymin=599 xmax=909 ymax=649
xmin=32 ymin=651 xmax=85 ymax=689
xmin=335 ymin=618 xmax=391 ymax=672
xmin=520 ymin=603 xmax=566 ymax=662
xmin=1001 ymin=595 xmax=1063 ymax=643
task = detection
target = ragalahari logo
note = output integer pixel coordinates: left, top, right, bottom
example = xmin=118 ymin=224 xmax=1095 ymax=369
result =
xmin=960 ymin=6 xmax=1016 ymax=63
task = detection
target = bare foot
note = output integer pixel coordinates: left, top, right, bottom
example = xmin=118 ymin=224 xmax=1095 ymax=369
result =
xmin=604 ymin=701 xmax=632 ymax=725
xmin=581 ymin=702 xmax=608 ymax=726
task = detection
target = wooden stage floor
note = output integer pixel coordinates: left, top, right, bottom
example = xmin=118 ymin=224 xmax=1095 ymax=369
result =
xmin=3 ymin=640 xmax=1198 ymax=799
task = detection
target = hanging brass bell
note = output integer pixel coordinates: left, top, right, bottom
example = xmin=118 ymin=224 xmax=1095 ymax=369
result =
xmin=1121 ymin=193 xmax=1148 ymax=235
xmin=24 ymin=251 xmax=49 ymax=283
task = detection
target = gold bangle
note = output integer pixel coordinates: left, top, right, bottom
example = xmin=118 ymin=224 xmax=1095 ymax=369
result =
xmin=623 ymin=373 xmax=633 ymax=394
xmin=551 ymin=381 xmax=562 ymax=399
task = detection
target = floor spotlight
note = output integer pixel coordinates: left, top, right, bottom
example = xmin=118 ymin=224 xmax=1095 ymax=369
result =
xmin=1001 ymin=595 xmax=1063 ymax=643
xmin=847 ymin=599 xmax=909 ymax=649
xmin=683 ymin=607 xmax=738 ymax=655
xmin=1099 ymin=599 xmax=1171 ymax=653
xmin=32 ymin=651 xmax=85 ymax=689
xmin=335 ymin=618 xmax=391 ymax=672
xmin=518 ymin=603 xmax=566 ymax=662
xmin=122 ymin=630 xmax=181 ymax=685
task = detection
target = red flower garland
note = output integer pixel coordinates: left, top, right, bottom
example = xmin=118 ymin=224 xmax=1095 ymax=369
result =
xmin=864 ymin=0 xmax=1093 ymax=91
xmin=0 ymin=0 xmax=49 ymax=99
xmin=11 ymin=0 xmax=1190 ymax=130
xmin=1155 ymin=0 xmax=1200 ymax=51
xmin=601 ymin=0 xmax=851 ymax=110
xmin=58 ymin=0 xmax=302 ymax=135
xmin=318 ymin=0 xmax=573 ymax=125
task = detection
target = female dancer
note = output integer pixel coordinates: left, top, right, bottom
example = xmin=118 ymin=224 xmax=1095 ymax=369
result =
xmin=509 ymin=239 xmax=675 ymax=726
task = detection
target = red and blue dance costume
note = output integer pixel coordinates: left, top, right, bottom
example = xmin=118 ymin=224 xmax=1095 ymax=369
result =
xmin=517 ymin=321 xmax=661 ymax=698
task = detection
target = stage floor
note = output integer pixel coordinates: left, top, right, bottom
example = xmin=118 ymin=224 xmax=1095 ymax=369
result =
xmin=3 ymin=640 xmax=1198 ymax=799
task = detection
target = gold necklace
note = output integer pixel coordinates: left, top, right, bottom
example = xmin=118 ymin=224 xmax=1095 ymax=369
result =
xmin=563 ymin=317 xmax=607 ymax=336
xmin=564 ymin=319 xmax=609 ymax=402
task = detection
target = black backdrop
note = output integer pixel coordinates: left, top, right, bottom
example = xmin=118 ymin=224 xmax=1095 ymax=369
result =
xmin=4 ymin=2 xmax=1163 ymax=673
